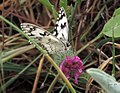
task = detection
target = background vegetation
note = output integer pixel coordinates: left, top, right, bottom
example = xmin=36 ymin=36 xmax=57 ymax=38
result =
xmin=0 ymin=0 xmax=120 ymax=93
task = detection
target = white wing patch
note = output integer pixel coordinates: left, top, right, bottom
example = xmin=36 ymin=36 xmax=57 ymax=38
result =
xmin=21 ymin=7 xmax=71 ymax=54
xmin=52 ymin=7 xmax=69 ymax=41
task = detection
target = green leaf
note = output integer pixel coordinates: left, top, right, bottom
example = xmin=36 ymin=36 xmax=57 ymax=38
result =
xmin=102 ymin=14 xmax=120 ymax=38
xmin=87 ymin=68 xmax=120 ymax=93
xmin=38 ymin=0 xmax=54 ymax=11
xmin=60 ymin=0 xmax=67 ymax=10
xmin=1 ymin=45 xmax=34 ymax=63
xmin=113 ymin=8 xmax=120 ymax=17
xmin=38 ymin=0 xmax=57 ymax=20
xmin=0 ymin=62 xmax=37 ymax=74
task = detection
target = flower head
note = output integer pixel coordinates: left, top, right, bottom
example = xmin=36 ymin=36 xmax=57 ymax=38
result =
xmin=60 ymin=56 xmax=84 ymax=84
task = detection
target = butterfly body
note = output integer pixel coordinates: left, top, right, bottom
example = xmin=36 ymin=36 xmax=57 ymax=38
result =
xmin=21 ymin=7 xmax=71 ymax=54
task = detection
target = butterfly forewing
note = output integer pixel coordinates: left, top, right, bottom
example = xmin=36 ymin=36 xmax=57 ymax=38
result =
xmin=53 ymin=7 xmax=69 ymax=41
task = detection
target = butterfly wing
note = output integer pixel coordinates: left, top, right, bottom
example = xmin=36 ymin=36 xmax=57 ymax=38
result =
xmin=52 ymin=7 xmax=69 ymax=41
xmin=21 ymin=23 xmax=71 ymax=54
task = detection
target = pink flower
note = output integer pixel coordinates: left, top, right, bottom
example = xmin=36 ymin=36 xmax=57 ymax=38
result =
xmin=60 ymin=56 xmax=84 ymax=84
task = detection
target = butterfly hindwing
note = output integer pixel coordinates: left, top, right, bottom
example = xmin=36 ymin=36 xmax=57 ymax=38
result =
xmin=21 ymin=23 xmax=59 ymax=42
xmin=21 ymin=23 xmax=71 ymax=54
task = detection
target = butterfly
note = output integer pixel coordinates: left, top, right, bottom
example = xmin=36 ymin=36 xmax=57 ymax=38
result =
xmin=21 ymin=7 xmax=71 ymax=54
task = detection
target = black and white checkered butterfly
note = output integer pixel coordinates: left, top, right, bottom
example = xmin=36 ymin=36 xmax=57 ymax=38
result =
xmin=21 ymin=7 xmax=71 ymax=54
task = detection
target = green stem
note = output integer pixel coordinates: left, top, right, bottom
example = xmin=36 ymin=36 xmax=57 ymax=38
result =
xmin=47 ymin=74 xmax=59 ymax=93
xmin=0 ymin=54 xmax=41 ymax=92
xmin=45 ymin=54 xmax=76 ymax=93
xmin=69 ymin=0 xmax=81 ymax=46
xmin=59 ymin=83 xmax=66 ymax=93
xmin=80 ymin=6 xmax=105 ymax=41
xmin=76 ymin=32 xmax=103 ymax=55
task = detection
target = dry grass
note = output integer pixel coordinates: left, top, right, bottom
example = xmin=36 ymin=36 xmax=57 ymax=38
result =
xmin=0 ymin=0 xmax=120 ymax=93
